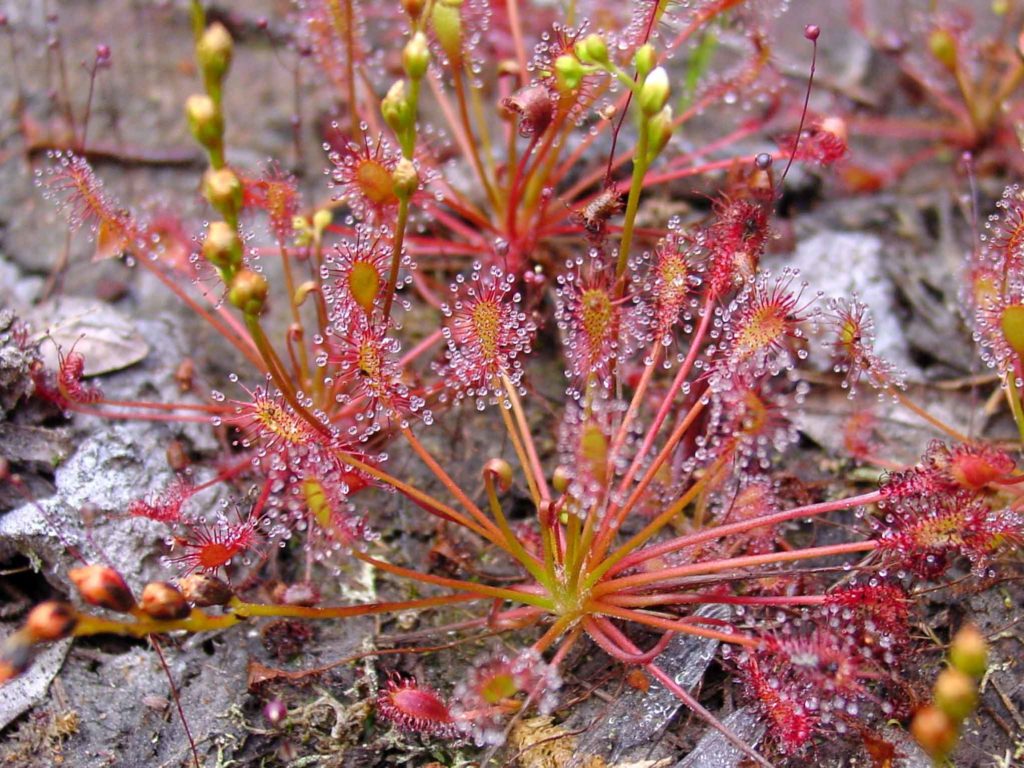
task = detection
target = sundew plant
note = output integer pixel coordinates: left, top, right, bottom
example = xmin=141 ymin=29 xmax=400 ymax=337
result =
xmin=1 ymin=0 xmax=1023 ymax=765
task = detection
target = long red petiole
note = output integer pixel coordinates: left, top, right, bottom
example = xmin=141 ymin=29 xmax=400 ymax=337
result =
xmin=609 ymin=490 xmax=883 ymax=576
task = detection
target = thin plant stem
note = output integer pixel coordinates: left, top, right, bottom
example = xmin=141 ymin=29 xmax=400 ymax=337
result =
xmin=615 ymin=125 xmax=650 ymax=281
xmin=589 ymin=601 xmax=757 ymax=648
xmin=231 ymin=593 xmax=479 ymax=619
xmin=484 ymin=472 xmax=552 ymax=591
xmin=399 ymin=424 xmax=505 ymax=539
xmin=505 ymin=0 xmax=529 ymax=84
xmin=133 ymin=258 xmax=265 ymax=371
xmin=607 ymin=342 xmax=662 ymax=465
xmin=245 ymin=316 xmax=300 ymax=405
xmin=584 ymin=466 xmax=714 ymax=590
xmin=531 ymin=614 xmax=576 ymax=654
xmin=93 ymin=399 xmax=227 ymax=413
xmin=592 ymin=539 xmax=878 ymax=597
xmin=587 ymin=397 xmax=708 ymax=566
xmin=502 ymin=373 xmax=550 ymax=500
xmin=608 ymin=490 xmax=884 ymax=576
xmin=382 ymin=195 xmax=410 ymax=321
xmin=64 ymin=405 xmax=214 ymax=424
xmin=1005 ymin=372 xmax=1024 ymax=444
xmin=279 ymin=243 xmax=311 ymax=382
xmin=332 ymin=449 xmax=505 ymax=547
xmin=893 ymin=389 xmax=971 ymax=443
xmin=615 ymin=294 xmax=715 ymax=500
xmin=351 ymin=549 xmax=553 ymax=609
xmin=498 ymin=394 xmax=542 ymax=507
xmin=452 ymin=68 xmax=500 ymax=211
xmin=601 ymin=592 xmax=828 ymax=608
xmin=549 ymin=623 xmax=583 ymax=667
xmin=150 ymin=637 xmax=200 ymax=768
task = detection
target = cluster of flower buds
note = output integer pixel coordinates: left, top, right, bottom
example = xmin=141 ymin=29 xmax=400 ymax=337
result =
xmin=911 ymin=624 xmax=988 ymax=759
xmin=557 ymin=36 xmax=673 ymax=163
xmin=0 ymin=601 xmax=79 ymax=683
xmin=186 ymin=21 xmax=232 ymax=168
xmin=184 ymin=18 xmax=272 ymax=316
xmin=1 ymin=563 xmax=237 ymax=684
xmin=382 ymin=32 xmax=430 ymax=162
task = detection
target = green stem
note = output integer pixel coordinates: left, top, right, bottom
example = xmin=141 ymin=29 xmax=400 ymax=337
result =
xmin=484 ymin=473 xmax=554 ymax=592
xmin=189 ymin=1 xmax=206 ymax=43
xmin=352 ymin=549 xmax=553 ymax=610
xmin=382 ymin=194 xmax=410 ymax=321
xmin=582 ymin=469 xmax=712 ymax=591
xmin=245 ymin=315 xmax=300 ymax=405
xmin=615 ymin=122 xmax=650 ymax=280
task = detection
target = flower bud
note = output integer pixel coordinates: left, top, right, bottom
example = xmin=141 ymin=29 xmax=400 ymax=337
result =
xmin=178 ymin=573 xmax=234 ymax=607
xmin=381 ymin=80 xmax=412 ymax=136
xmin=928 ymin=28 xmax=957 ymax=73
xmin=949 ymin=624 xmax=988 ymax=678
xmin=431 ymin=0 xmax=464 ymax=66
xmin=312 ymin=208 xmax=332 ymax=237
xmin=69 ymin=564 xmax=135 ymax=613
xmin=645 ymin=105 xmax=673 ymax=162
xmin=202 ymin=167 xmax=243 ymax=219
xmin=401 ymin=0 xmax=425 ymax=19
xmin=392 ymin=158 xmax=419 ymax=198
xmin=538 ymin=499 xmax=555 ymax=528
xmin=577 ymin=33 xmax=608 ymax=65
xmin=552 ymin=465 xmax=571 ymax=494
xmin=638 ymin=66 xmax=670 ymax=117
xmin=228 ymin=269 xmax=269 ymax=315
xmin=202 ymin=220 xmax=243 ymax=271
xmin=197 ymin=22 xmax=233 ymax=89
xmin=166 ymin=439 xmax=190 ymax=471
xmin=484 ymin=458 xmax=513 ymax=492
xmin=554 ymin=54 xmax=584 ymax=92
xmin=403 ymin=32 xmax=430 ymax=80
xmin=0 ymin=634 xmax=31 ymax=683
xmin=25 ymin=601 xmax=78 ymax=642
xmin=934 ymin=668 xmax=978 ymax=721
xmin=634 ymin=44 xmax=656 ymax=78
xmin=910 ymin=704 xmax=958 ymax=758
xmin=141 ymin=581 xmax=191 ymax=620
xmin=185 ymin=94 xmax=223 ymax=150
xmin=264 ymin=698 xmax=288 ymax=725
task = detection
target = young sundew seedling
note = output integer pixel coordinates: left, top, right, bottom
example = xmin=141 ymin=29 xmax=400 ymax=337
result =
xmin=840 ymin=1 xmax=1024 ymax=188
xmin=3 ymin=2 xmax=1024 ymax=766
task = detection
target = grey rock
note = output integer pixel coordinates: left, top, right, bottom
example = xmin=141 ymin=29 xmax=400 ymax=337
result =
xmin=0 ymin=309 xmax=36 ymax=415
xmin=883 ymin=724 xmax=934 ymax=768
xmin=672 ymin=707 xmax=765 ymax=768
xmin=575 ymin=605 xmax=729 ymax=764
xmin=27 ymin=297 xmax=149 ymax=377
